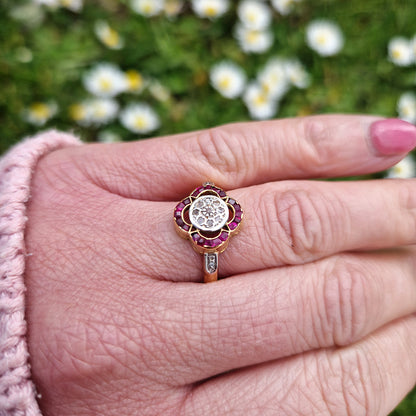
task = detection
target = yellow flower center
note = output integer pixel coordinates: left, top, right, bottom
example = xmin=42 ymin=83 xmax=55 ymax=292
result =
xmin=218 ymin=76 xmax=231 ymax=90
xmin=142 ymin=2 xmax=154 ymax=14
xmin=254 ymin=94 xmax=267 ymax=106
xmin=103 ymin=28 xmax=120 ymax=48
xmin=69 ymin=104 xmax=86 ymax=121
xmin=204 ymin=6 xmax=218 ymax=17
xmin=30 ymin=103 xmax=50 ymax=119
xmin=134 ymin=116 xmax=147 ymax=129
xmin=247 ymin=31 xmax=260 ymax=44
xmin=392 ymin=49 xmax=403 ymax=59
xmin=317 ymin=34 xmax=327 ymax=45
xmin=126 ymin=70 xmax=144 ymax=91
xmin=99 ymin=78 xmax=112 ymax=91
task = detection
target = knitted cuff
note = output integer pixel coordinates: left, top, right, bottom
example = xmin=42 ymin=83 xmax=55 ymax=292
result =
xmin=0 ymin=131 xmax=82 ymax=416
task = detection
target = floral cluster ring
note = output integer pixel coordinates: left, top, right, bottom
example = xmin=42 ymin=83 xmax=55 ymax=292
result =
xmin=174 ymin=182 xmax=244 ymax=283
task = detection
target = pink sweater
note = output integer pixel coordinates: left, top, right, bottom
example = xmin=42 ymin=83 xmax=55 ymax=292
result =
xmin=0 ymin=131 xmax=81 ymax=415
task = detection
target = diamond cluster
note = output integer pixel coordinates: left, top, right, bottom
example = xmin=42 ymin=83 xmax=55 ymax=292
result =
xmin=189 ymin=195 xmax=228 ymax=232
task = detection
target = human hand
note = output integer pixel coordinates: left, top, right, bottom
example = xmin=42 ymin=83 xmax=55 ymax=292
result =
xmin=25 ymin=115 xmax=416 ymax=415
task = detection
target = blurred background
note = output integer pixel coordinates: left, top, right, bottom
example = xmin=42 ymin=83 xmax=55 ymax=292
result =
xmin=0 ymin=0 xmax=415 ymax=412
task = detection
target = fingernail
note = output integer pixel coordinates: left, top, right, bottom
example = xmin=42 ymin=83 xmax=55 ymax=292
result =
xmin=370 ymin=118 xmax=416 ymax=156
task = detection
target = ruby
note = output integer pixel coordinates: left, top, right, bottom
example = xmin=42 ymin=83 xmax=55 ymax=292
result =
xmin=177 ymin=202 xmax=185 ymax=210
xmin=198 ymin=237 xmax=206 ymax=245
xmin=192 ymin=233 xmax=199 ymax=241
xmin=219 ymin=190 xmax=226 ymax=197
xmin=234 ymin=204 xmax=242 ymax=213
xmin=175 ymin=210 xmax=182 ymax=218
xmin=183 ymin=198 xmax=191 ymax=205
xmin=220 ymin=232 xmax=228 ymax=241
xmin=205 ymin=240 xmax=216 ymax=248
xmin=228 ymin=198 xmax=236 ymax=205
xmin=213 ymin=238 xmax=222 ymax=247
xmin=182 ymin=224 xmax=190 ymax=231
xmin=176 ymin=218 xmax=185 ymax=227
xmin=234 ymin=214 xmax=241 ymax=221
xmin=192 ymin=186 xmax=204 ymax=196
xmin=229 ymin=221 xmax=238 ymax=230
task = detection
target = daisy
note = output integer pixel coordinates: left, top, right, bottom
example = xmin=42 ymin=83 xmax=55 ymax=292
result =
xmin=191 ymin=0 xmax=229 ymax=19
xmin=237 ymin=0 xmax=272 ymax=31
xmin=33 ymin=0 xmax=59 ymax=7
xmin=235 ymin=24 xmax=273 ymax=54
xmin=98 ymin=130 xmax=122 ymax=143
xmin=125 ymin=69 xmax=145 ymax=94
xmin=120 ymin=103 xmax=160 ymax=134
xmin=257 ymin=58 xmax=290 ymax=100
xmin=60 ymin=0 xmax=83 ymax=11
xmin=284 ymin=59 xmax=310 ymax=89
xmin=164 ymin=0 xmax=184 ymax=18
xmin=83 ymin=63 xmax=127 ymax=98
xmin=130 ymin=0 xmax=164 ymax=17
xmin=397 ymin=92 xmax=416 ymax=124
xmin=306 ymin=20 xmax=344 ymax=57
xmin=271 ymin=0 xmax=301 ymax=15
xmin=210 ymin=61 xmax=246 ymax=99
xmin=148 ymin=80 xmax=171 ymax=102
xmin=94 ymin=21 xmax=124 ymax=50
xmin=69 ymin=98 xmax=119 ymax=127
xmin=388 ymin=37 xmax=414 ymax=67
xmin=386 ymin=155 xmax=415 ymax=179
xmin=243 ymin=82 xmax=278 ymax=120
xmin=23 ymin=101 xmax=58 ymax=126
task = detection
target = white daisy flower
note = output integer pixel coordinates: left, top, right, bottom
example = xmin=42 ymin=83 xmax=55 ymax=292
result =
xmin=83 ymin=63 xmax=127 ymax=98
xmin=60 ymin=0 xmax=83 ymax=12
xmin=306 ymin=20 xmax=344 ymax=57
xmin=33 ymin=0 xmax=59 ymax=7
xmin=271 ymin=0 xmax=301 ymax=16
xmin=94 ymin=21 xmax=124 ymax=50
xmin=243 ymin=82 xmax=278 ymax=120
xmin=397 ymin=92 xmax=416 ymax=124
xmin=130 ymin=0 xmax=165 ymax=17
xmin=98 ymin=130 xmax=122 ymax=143
xmin=284 ymin=59 xmax=310 ymax=89
xmin=386 ymin=155 xmax=415 ymax=179
xmin=257 ymin=58 xmax=290 ymax=100
xmin=388 ymin=37 xmax=414 ymax=67
xmin=148 ymin=80 xmax=171 ymax=102
xmin=69 ymin=98 xmax=119 ymax=127
xmin=210 ymin=61 xmax=247 ymax=99
xmin=235 ymin=23 xmax=273 ymax=54
xmin=164 ymin=0 xmax=184 ymax=18
xmin=120 ymin=103 xmax=160 ymax=134
xmin=237 ymin=0 xmax=272 ymax=30
xmin=411 ymin=34 xmax=416 ymax=59
xmin=23 ymin=101 xmax=58 ymax=126
xmin=191 ymin=0 xmax=229 ymax=19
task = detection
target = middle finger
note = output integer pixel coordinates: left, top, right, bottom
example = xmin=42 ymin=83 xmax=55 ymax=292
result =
xmin=120 ymin=178 xmax=416 ymax=280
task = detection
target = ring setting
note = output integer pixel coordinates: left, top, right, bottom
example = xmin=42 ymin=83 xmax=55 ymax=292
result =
xmin=174 ymin=182 xmax=243 ymax=282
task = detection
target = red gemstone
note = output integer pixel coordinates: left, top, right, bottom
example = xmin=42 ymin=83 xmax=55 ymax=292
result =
xmin=228 ymin=198 xmax=236 ymax=205
xmin=229 ymin=222 xmax=238 ymax=230
xmin=183 ymin=198 xmax=191 ymax=205
xmin=220 ymin=232 xmax=228 ymax=241
xmin=213 ymin=238 xmax=223 ymax=246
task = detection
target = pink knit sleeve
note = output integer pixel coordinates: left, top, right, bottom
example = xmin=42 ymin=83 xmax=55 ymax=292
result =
xmin=0 ymin=130 xmax=82 ymax=416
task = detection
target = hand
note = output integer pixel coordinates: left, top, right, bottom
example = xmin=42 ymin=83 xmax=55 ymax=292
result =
xmin=25 ymin=115 xmax=416 ymax=415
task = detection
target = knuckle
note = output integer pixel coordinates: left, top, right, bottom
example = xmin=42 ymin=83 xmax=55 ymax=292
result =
xmin=260 ymin=188 xmax=331 ymax=264
xmin=321 ymin=257 xmax=372 ymax=346
xmin=316 ymin=351 xmax=382 ymax=416
xmin=193 ymin=127 xmax=246 ymax=181
xmin=298 ymin=117 xmax=334 ymax=173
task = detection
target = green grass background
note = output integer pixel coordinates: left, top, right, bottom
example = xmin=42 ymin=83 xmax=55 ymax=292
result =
xmin=0 ymin=1 xmax=415 ymax=414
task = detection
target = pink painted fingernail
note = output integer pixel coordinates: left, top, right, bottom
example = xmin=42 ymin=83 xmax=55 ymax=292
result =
xmin=370 ymin=118 xmax=416 ymax=155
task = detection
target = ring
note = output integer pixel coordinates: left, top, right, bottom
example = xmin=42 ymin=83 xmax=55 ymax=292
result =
xmin=173 ymin=182 xmax=244 ymax=283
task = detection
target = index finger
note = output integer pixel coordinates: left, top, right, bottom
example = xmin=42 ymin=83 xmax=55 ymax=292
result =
xmin=66 ymin=115 xmax=416 ymax=200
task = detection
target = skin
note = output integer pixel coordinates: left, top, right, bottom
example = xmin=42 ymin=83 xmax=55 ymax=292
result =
xmin=25 ymin=115 xmax=416 ymax=416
